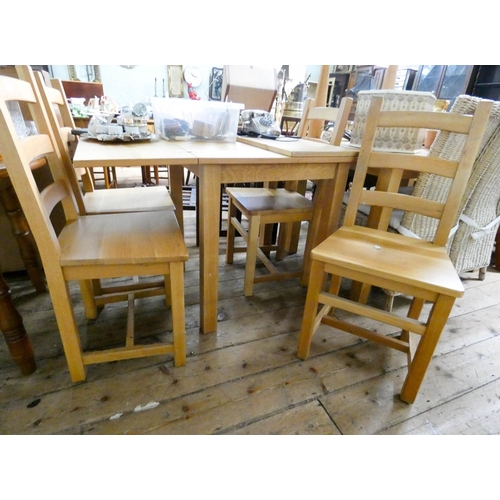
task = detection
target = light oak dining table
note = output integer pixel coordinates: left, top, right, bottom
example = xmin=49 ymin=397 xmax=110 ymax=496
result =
xmin=73 ymin=135 xmax=358 ymax=334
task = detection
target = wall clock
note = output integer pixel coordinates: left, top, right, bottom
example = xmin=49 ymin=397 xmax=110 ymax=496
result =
xmin=183 ymin=66 xmax=203 ymax=88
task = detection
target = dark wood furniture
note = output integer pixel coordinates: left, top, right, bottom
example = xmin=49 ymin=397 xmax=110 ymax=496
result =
xmin=329 ymin=70 xmax=357 ymax=107
xmin=468 ymin=65 xmax=500 ymax=100
xmin=0 ymin=162 xmax=47 ymax=376
xmin=394 ymin=68 xmax=417 ymax=91
xmin=0 ymin=165 xmax=47 ymax=293
xmin=0 ymin=264 xmax=36 ymax=375
xmin=60 ymin=80 xmax=104 ymax=106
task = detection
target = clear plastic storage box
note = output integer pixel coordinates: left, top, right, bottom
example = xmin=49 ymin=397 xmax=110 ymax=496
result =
xmin=152 ymin=98 xmax=244 ymax=142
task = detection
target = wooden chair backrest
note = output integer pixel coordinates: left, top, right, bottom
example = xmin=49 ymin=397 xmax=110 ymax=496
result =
xmin=0 ymin=66 xmax=36 ymax=126
xmin=49 ymin=78 xmax=76 ymax=130
xmin=344 ymin=95 xmax=493 ymax=247
xmin=297 ymin=96 xmax=353 ymax=146
xmin=0 ymin=71 xmax=79 ymax=267
xmin=50 ymin=77 xmax=97 ymax=194
xmin=27 ymin=70 xmax=88 ymax=214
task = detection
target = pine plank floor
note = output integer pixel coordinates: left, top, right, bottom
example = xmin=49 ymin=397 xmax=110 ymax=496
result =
xmin=1 ymin=168 xmax=499 ymax=435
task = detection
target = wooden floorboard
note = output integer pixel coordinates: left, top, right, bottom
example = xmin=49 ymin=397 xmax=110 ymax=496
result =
xmin=1 ymin=170 xmax=499 ymax=435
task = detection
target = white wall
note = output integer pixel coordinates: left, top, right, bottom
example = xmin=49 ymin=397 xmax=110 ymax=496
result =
xmin=50 ymin=65 xmax=223 ymax=107
xmin=50 ymin=65 xmax=417 ymax=108
xmin=50 ymin=64 xmax=321 ymax=108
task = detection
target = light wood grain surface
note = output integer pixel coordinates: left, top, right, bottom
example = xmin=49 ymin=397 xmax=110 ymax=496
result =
xmin=237 ymin=135 xmax=358 ymax=158
xmin=72 ymin=136 xmax=198 ymax=167
xmin=1 ymin=209 xmax=499 ymax=435
xmin=73 ymin=137 xmax=358 ymax=334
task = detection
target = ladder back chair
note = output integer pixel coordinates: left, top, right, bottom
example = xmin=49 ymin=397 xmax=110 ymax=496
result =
xmin=287 ymin=96 xmax=354 ymax=253
xmin=29 ymin=70 xmax=176 ymax=217
xmin=0 ymin=71 xmax=189 ymax=382
xmin=297 ymin=96 xmax=353 ymax=144
xmin=345 ymin=95 xmax=500 ymax=311
xmin=401 ymin=95 xmax=500 ymax=281
xmin=0 ymin=66 xmax=48 ymax=294
xmin=225 ymin=97 xmax=354 ymax=296
xmin=297 ymin=95 xmax=493 ymax=404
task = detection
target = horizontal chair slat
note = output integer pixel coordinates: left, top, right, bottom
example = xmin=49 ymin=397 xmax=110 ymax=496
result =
xmin=21 ymin=134 xmax=54 ymax=165
xmin=369 ymin=152 xmax=459 ymax=178
xmin=44 ymin=85 xmax=66 ymax=106
xmin=378 ymin=110 xmax=473 ymax=134
xmin=40 ymin=179 xmax=70 ymax=215
xmin=0 ymin=75 xmax=35 ymax=102
xmin=360 ymin=190 xmax=445 ymax=220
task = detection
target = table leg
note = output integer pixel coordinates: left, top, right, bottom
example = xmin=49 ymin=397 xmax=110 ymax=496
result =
xmin=168 ymin=165 xmax=185 ymax=234
xmin=198 ymin=165 xmax=222 ymax=333
xmin=301 ymin=163 xmax=351 ymax=285
xmin=0 ymin=265 xmax=36 ymax=375
xmin=327 ymin=163 xmax=351 ymax=232
xmin=302 ymin=177 xmax=332 ymax=284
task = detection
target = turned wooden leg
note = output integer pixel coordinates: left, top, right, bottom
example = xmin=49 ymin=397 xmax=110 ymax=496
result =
xmin=0 ymin=265 xmax=36 ymax=375
xmin=0 ymin=180 xmax=46 ymax=293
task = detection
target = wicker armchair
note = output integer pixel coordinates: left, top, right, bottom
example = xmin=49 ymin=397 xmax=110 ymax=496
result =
xmin=400 ymin=95 xmax=500 ymax=279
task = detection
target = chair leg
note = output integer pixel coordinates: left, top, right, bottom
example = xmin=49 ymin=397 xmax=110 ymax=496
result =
xmin=400 ymin=294 xmax=455 ymax=404
xmin=102 ymin=167 xmax=111 ymax=189
xmin=350 ymin=281 xmax=372 ymax=304
xmin=297 ymin=258 xmax=326 ymax=359
xmin=244 ymin=214 xmax=261 ymax=297
xmin=165 ymin=273 xmax=172 ymax=307
xmin=225 ymin=196 xmax=237 ymax=264
xmin=478 ymin=266 xmax=487 ymax=280
xmin=141 ymin=166 xmax=151 ymax=185
xmin=169 ymin=262 xmax=186 ymax=367
xmin=400 ymin=297 xmax=425 ymax=358
xmin=79 ymin=279 xmax=98 ymax=319
xmin=385 ymin=290 xmax=395 ymax=312
xmin=110 ymin=167 xmax=118 ymax=188
xmin=101 ymin=167 xmax=118 ymax=189
xmin=47 ymin=274 xmax=86 ymax=382
xmin=276 ymin=222 xmax=289 ymax=261
xmin=328 ymin=274 xmax=342 ymax=295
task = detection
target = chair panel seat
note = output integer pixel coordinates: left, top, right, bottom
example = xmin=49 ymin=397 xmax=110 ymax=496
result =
xmin=59 ymin=210 xmax=188 ymax=266
xmin=83 ymin=186 xmax=175 ymax=214
xmin=312 ymin=226 xmax=464 ymax=297
xmin=226 ymin=187 xmax=313 ymax=215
